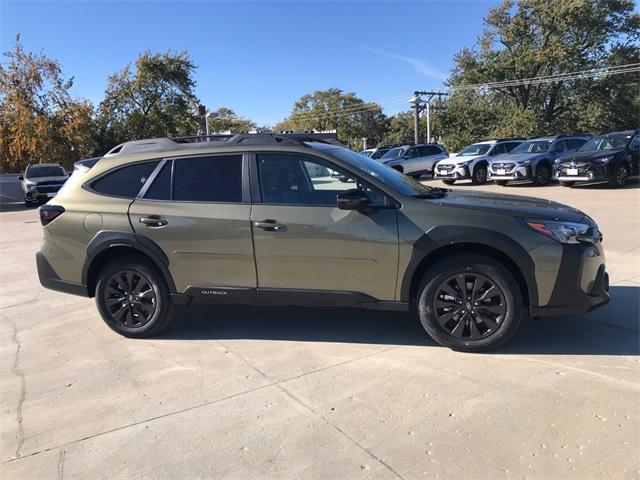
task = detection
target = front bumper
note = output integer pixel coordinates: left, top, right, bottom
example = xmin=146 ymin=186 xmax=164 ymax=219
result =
xmin=434 ymin=165 xmax=470 ymax=179
xmin=489 ymin=165 xmax=531 ymax=181
xmin=530 ymin=242 xmax=609 ymax=317
xmin=36 ymin=251 xmax=88 ymax=297
xmin=554 ymin=164 xmax=610 ymax=183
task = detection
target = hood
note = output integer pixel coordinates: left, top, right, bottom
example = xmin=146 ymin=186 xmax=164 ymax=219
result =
xmin=430 ymin=189 xmax=585 ymax=222
xmin=557 ymin=149 xmax=624 ymax=163
xmin=438 ymin=154 xmax=484 ymax=166
xmin=493 ymin=152 xmax=549 ymax=163
xmin=25 ymin=175 xmax=68 ymax=184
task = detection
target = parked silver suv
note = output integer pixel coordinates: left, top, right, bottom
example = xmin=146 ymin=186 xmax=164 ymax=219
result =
xmin=380 ymin=144 xmax=449 ymax=178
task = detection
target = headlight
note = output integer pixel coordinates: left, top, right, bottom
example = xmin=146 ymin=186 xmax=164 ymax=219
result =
xmin=457 ymin=159 xmax=473 ymax=166
xmin=597 ymin=156 xmax=612 ymax=164
xmin=520 ymin=218 xmax=593 ymax=244
xmin=554 ymin=158 xmax=561 ymax=164
xmin=516 ymin=160 xmax=531 ymax=166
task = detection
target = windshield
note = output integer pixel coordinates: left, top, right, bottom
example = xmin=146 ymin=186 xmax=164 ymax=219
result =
xmin=324 ymin=147 xmax=431 ymax=197
xmin=579 ymin=134 xmax=631 ymax=152
xmin=26 ymin=165 xmax=66 ymax=178
xmin=511 ymin=140 xmax=552 ymax=154
xmin=359 ymin=150 xmax=374 ymax=157
xmin=458 ymin=143 xmax=492 ymax=156
xmin=381 ymin=147 xmax=405 ymax=159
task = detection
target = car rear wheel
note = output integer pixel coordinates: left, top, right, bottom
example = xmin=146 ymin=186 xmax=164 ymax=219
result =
xmin=610 ymin=163 xmax=629 ymax=188
xmin=495 ymin=180 xmax=508 ymax=186
xmin=95 ymin=255 xmax=174 ymax=338
xmin=559 ymin=181 xmax=575 ymax=188
xmin=471 ymin=164 xmax=488 ymax=185
xmin=442 ymin=179 xmax=456 ymax=185
xmin=416 ymin=254 xmax=523 ymax=352
xmin=533 ymin=164 xmax=551 ymax=185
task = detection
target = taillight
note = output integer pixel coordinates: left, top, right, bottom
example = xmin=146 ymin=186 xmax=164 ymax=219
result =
xmin=39 ymin=205 xmax=65 ymax=226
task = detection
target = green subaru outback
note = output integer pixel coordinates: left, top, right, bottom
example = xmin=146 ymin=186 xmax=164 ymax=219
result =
xmin=36 ymin=133 xmax=609 ymax=352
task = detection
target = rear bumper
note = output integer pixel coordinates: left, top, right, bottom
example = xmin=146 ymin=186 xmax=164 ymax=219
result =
xmin=530 ymin=243 xmax=609 ymax=317
xmin=36 ymin=251 xmax=89 ymax=297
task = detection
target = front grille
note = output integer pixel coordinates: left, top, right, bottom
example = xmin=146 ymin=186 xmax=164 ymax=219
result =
xmin=491 ymin=162 xmax=515 ymax=171
xmin=36 ymin=185 xmax=63 ymax=193
xmin=36 ymin=180 xmax=66 ymax=187
xmin=438 ymin=165 xmax=455 ymax=173
xmin=558 ymin=162 xmax=592 ymax=175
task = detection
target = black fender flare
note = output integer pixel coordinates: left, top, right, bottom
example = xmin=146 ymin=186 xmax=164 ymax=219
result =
xmin=399 ymin=225 xmax=538 ymax=305
xmin=82 ymin=230 xmax=176 ymax=293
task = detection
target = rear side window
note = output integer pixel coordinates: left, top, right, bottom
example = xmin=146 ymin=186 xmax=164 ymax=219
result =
xmin=90 ymin=161 xmax=159 ymax=198
xmin=173 ymin=155 xmax=242 ymax=202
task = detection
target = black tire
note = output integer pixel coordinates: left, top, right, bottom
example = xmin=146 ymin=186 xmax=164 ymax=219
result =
xmin=95 ymin=255 xmax=174 ymax=338
xmin=494 ymin=180 xmax=508 ymax=186
xmin=471 ymin=164 xmax=488 ymax=185
xmin=559 ymin=181 xmax=575 ymax=188
xmin=533 ymin=164 xmax=551 ymax=186
xmin=442 ymin=179 xmax=456 ymax=185
xmin=609 ymin=163 xmax=629 ymax=188
xmin=416 ymin=254 xmax=523 ymax=352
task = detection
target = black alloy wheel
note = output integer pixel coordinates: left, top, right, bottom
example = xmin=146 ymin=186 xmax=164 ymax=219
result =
xmin=534 ymin=165 xmax=551 ymax=185
xmin=611 ymin=164 xmax=628 ymax=188
xmin=471 ymin=165 xmax=488 ymax=185
xmin=95 ymin=255 xmax=174 ymax=338
xmin=103 ymin=270 xmax=157 ymax=328
xmin=433 ymin=273 xmax=506 ymax=340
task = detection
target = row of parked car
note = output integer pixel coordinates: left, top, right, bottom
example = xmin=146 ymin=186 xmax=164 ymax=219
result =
xmin=360 ymin=129 xmax=640 ymax=188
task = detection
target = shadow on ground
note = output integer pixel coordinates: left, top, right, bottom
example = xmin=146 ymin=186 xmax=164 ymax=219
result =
xmin=158 ymin=286 xmax=639 ymax=356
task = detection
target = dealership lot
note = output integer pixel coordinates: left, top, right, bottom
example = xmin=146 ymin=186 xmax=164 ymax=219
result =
xmin=1 ymin=178 xmax=638 ymax=479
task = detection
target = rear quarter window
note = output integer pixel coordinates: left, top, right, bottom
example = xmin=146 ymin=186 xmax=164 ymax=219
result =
xmin=89 ymin=161 xmax=160 ymax=198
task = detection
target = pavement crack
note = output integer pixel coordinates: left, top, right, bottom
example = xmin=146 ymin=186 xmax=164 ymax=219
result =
xmin=57 ymin=449 xmax=66 ymax=480
xmin=0 ymin=291 xmax=41 ymax=311
xmin=5 ymin=315 xmax=26 ymax=459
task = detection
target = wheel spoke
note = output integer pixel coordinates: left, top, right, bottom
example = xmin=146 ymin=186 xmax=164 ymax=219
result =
xmin=468 ymin=319 xmax=482 ymax=339
xmin=478 ymin=304 xmax=504 ymax=315
xmin=137 ymin=288 xmax=154 ymax=299
xmin=435 ymin=298 xmax=459 ymax=309
xmin=106 ymin=296 xmax=125 ymax=307
xmin=455 ymin=275 xmax=467 ymax=299
xmin=112 ymin=304 xmax=128 ymax=322
xmin=440 ymin=282 xmax=461 ymax=300
xmin=451 ymin=314 xmax=467 ymax=336
xmin=436 ymin=309 xmax=460 ymax=327
xmin=470 ymin=276 xmax=482 ymax=301
xmin=475 ymin=312 xmax=499 ymax=331
xmin=477 ymin=285 xmax=497 ymax=302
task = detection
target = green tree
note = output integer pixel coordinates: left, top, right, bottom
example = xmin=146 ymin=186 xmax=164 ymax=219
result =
xmin=96 ymin=50 xmax=199 ymax=152
xmin=277 ymin=88 xmax=389 ymax=150
xmin=440 ymin=0 xmax=639 ymax=147
xmin=207 ymin=107 xmax=256 ymax=133
xmin=0 ymin=36 xmax=96 ymax=172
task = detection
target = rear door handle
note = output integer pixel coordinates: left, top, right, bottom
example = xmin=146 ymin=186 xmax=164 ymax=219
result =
xmin=139 ymin=216 xmax=168 ymax=227
xmin=254 ymin=219 xmax=287 ymax=232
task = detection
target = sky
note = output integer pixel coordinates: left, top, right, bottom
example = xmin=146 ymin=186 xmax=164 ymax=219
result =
xmin=1 ymin=0 xmax=496 ymax=125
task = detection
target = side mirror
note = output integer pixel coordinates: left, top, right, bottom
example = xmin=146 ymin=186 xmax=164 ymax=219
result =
xmin=18 ymin=175 xmax=23 ymax=181
xmin=337 ymin=189 xmax=371 ymax=212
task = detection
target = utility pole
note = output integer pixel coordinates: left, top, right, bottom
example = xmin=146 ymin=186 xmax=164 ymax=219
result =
xmin=412 ymin=91 xmax=449 ymax=144
xmin=409 ymin=93 xmax=424 ymax=145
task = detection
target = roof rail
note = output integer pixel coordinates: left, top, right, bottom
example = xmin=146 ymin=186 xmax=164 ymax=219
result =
xmin=104 ymin=138 xmax=179 ymax=157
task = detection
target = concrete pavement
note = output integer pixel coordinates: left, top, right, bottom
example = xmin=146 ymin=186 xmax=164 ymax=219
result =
xmin=0 ymin=179 xmax=638 ymax=479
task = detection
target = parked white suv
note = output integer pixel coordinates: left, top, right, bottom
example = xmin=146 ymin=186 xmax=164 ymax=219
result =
xmin=434 ymin=139 xmax=523 ymax=185
xmin=380 ymin=144 xmax=449 ymax=178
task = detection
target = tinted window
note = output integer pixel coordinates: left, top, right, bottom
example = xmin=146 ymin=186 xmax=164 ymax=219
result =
xmin=91 ymin=161 xmax=159 ymax=198
xmin=173 ymin=155 xmax=242 ymax=202
xmin=405 ymin=147 xmax=419 ymax=158
xmin=505 ymin=142 xmax=521 ymax=152
xmin=459 ymin=144 xmax=492 ymax=156
xmin=257 ymin=154 xmax=386 ymax=206
xmin=26 ymin=165 xmax=66 ymax=178
xmin=551 ymin=141 xmax=566 ymax=153
xmin=629 ymin=135 xmax=640 ymax=151
xmin=491 ymin=143 xmax=507 ymax=155
xmin=424 ymin=146 xmax=442 ymax=156
xmin=145 ymin=162 xmax=172 ymax=200
xmin=566 ymin=138 xmax=587 ymax=150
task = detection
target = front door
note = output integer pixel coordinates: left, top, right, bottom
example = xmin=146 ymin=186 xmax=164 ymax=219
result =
xmin=250 ymin=153 xmax=399 ymax=301
xmin=129 ymin=154 xmax=255 ymax=292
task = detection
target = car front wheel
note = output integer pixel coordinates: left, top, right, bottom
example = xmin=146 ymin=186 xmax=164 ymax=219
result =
xmin=416 ymin=254 xmax=523 ymax=352
xmin=95 ymin=255 xmax=174 ymax=338
xmin=442 ymin=179 xmax=456 ymax=185
xmin=471 ymin=164 xmax=488 ymax=185
xmin=610 ymin=163 xmax=629 ymax=188
xmin=494 ymin=180 xmax=508 ymax=186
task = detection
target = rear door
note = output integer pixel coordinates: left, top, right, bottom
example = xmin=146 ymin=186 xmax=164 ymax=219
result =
xmin=249 ymin=152 xmax=399 ymax=301
xmin=128 ymin=154 xmax=256 ymax=293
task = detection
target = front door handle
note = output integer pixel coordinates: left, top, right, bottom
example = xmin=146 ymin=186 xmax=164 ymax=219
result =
xmin=254 ymin=219 xmax=287 ymax=232
xmin=139 ymin=216 xmax=168 ymax=227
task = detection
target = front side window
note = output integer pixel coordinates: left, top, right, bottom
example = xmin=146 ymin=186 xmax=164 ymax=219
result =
xmin=257 ymin=154 xmax=385 ymax=206
xmin=173 ymin=155 xmax=242 ymax=202
xmin=91 ymin=161 xmax=160 ymax=198
xmin=381 ymin=147 xmax=405 ymax=159
xmin=580 ymin=134 xmax=633 ymax=152
xmin=551 ymin=141 xmax=566 ymax=154
xmin=629 ymin=135 xmax=640 ymax=151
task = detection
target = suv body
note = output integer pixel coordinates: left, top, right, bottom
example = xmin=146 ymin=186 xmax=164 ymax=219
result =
xmin=434 ymin=139 xmax=523 ymax=185
xmin=19 ymin=163 xmax=69 ymax=206
xmin=36 ymin=134 xmax=609 ymax=352
xmin=488 ymin=135 xmax=590 ymax=186
xmin=554 ymin=130 xmax=640 ymax=188
xmin=380 ymin=143 xmax=449 ymax=178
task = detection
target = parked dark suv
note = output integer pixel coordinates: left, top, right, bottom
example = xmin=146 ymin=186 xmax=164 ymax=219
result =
xmin=489 ymin=135 xmax=590 ymax=186
xmin=554 ymin=130 xmax=640 ymax=188
xmin=36 ymin=133 xmax=609 ymax=352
